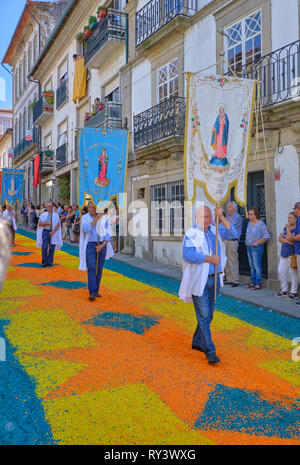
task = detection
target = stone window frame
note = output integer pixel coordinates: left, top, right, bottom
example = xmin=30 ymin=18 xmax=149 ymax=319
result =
xmin=214 ymin=0 xmax=271 ymax=75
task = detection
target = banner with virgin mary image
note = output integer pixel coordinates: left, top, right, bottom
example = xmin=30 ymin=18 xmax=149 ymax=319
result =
xmin=78 ymin=128 xmax=129 ymax=207
xmin=185 ymin=73 xmax=257 ymax=206
xmin=0 ymin=168 xmax=24 ymax=206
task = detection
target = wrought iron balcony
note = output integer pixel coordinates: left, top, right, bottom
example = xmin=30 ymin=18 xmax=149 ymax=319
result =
xmin=33 ymin=95 xmax=54 ymax=125
xmin=134 ymin=96 xmax=185 ymax=149
xmin=40 ymin=152 xmax=54 ymax=176
xmin=226 ymin=39 xmax=300 ymax=108
xmin=84 ymin=102 xmax=122 ymax=129
xmin=13 ymin=127 xmax=40 ymax=160
xmin=56 ymin=143 xmax=68 ymax=170
xmin=136 ymin=0 xmax=197 ymax=46
xmin=56 ymin=80 xmax=68 ymax=110
xmin=83 ymin=9 xmax=126 ymax=68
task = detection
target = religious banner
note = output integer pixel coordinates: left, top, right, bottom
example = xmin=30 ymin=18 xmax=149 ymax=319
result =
xmin=0 ymin=168 xmax=24 ymax=206
xmin=78 ymin=128 xmax=129 ymax=207
xmin=185 ymin=73 xmax=257 ymax=206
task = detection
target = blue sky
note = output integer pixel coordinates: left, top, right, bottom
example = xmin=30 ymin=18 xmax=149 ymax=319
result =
xmin=0 ymin=0 xmax=58 ymax=109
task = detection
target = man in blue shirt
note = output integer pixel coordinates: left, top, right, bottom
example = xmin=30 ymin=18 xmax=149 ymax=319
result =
xmin=179 ymin=205 xmax=238 ymax=364
xmin=287 ymin=201 xmax=300 ymax=306
xmin=224 ymin=201 xmax=243 ymax=287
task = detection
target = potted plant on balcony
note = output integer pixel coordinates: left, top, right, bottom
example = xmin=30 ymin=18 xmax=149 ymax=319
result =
xmin=88 ymin=16 xmax=98 ymax=30
xmin=29 ymin=99 xmax=37 ymax=114
xmin=83 ymin=25 xmax=92 ymax=40
xmin=84 ymin=112 xmax=90 ymax=121
xmin=76 ymin=31 xmax=84 ymax=43
xmin=97 ymin=6 xmax=107 ymax=20
xmin=43 ymin=90 xmax=54 ymax=106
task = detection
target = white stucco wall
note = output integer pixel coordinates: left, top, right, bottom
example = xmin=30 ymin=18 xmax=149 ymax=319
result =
xmin=132 ymin=60 xmax=152 ymax=118
xmin=274 ymin=145 xmax=300 ymax=256
xmin=271 ymin=0 xmax=299 ymax=50
xmin=153 ymin=240 xmax=182 ymax=266
xmin=184 ymin=14 xmax=217 ymax=75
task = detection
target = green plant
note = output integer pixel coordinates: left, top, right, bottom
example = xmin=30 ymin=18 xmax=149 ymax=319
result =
xmin=58 ymin=177 xmax=70 ymax=204
xmin=88 ymin=16 xmax=97 ymax=24
xmin=29 ymin=100 xmax=37 ymax=113
xmin=97 ymin=6 xmax=107 ymax=14
xmin=76 ymin=31 xmax=84 ymax=42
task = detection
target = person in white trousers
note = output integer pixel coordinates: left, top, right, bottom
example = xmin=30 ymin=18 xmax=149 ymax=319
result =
xmin=276 ymin=211 xmax=299 ymax=299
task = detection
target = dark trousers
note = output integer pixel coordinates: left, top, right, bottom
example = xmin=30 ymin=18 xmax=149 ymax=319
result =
xmin=42 ymin=230 xmax=55 ymax=266
xmin=192 ymin=276 xmax=220 ymax=355
xmin=86 ymin=242 xmax=106 ymax=296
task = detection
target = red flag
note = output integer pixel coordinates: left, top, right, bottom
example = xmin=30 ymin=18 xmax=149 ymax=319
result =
xmin=33 ymin=154 xmax=41 ymax=188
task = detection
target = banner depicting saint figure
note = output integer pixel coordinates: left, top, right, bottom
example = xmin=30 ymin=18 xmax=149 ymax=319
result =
xmin=0 ymin=168 xmax=24 ymax=206
xmin=78 ymin=128 xmax=129 ymax=207
xmin=185 ymin=74 xmax=256 ymax=206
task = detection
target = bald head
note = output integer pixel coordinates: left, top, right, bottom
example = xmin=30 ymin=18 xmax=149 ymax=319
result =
xmin=195 ymin=206 xmax=212 ymax=231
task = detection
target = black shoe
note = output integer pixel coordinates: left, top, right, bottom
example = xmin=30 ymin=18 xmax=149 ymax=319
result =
xmin=42 ymin=264 xmax=47 ymax=268
xmin=89 ymin=294 xmax=96 ymax=301
xmin=206 ymin=353 xmax=220 ymax=364
xmin=231 ymin=283 xmax=239 ymax=287
xmin=224 ymin=281 xmax=233 ymax=285
xmin=95 ymin=293 xmax=102 ymax=298
xmin=192 ymin=344 xmax=204 ymax=352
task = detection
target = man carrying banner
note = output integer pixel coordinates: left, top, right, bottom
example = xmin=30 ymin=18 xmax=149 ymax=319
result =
xmin=179 ymin=205 xmax=238 ymax=364
xmin=37 ymin=201 xmax=62 ymax=267
xmin=79 ymin=201 xmax=113 ymax=301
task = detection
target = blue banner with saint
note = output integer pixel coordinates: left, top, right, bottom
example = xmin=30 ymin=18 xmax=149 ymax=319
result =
xmin=1 ymin=168 xmax=24 ymax=206
xmin=78 ymin=128 xmax=129 ymax=207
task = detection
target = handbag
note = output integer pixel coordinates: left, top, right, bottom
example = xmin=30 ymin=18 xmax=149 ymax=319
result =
xmin=290 ymin=254 xmax=297 ymax=269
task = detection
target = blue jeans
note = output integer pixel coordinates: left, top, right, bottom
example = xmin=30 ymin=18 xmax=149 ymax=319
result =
xmin=192 ymin=276 xmax=220 ymax=355
xmin=247 ymin=244 xmax=264 ymax=286
xmin=86 ymin=242 xmax=106 ymax=296
xmin=41 ymin=230 xmax=55 ymax=265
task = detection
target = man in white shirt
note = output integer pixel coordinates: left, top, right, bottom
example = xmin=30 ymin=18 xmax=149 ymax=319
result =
xmin=79 ymin=202 xmax=113 ymax=301
xmin=37 ymin=201 xmax=62 ymax=267
xmin=179 ymin=206 xmax=238 ymax=364
xmin=0 ymin=219 xmax=10 ymax=293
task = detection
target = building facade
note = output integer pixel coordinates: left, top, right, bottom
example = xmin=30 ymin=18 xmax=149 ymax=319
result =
xmin=2 ymin=0 xmax=68 ymax=205
xmin=0 ymin=129 xmax=13 ymax=170
xmin=120 ymin=0 xmax=300 ymax=287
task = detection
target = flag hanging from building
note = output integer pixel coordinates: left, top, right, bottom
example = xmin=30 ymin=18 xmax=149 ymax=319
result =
xmin=0 ymin=168 xmax=24 ymax=206
xmin=78 ymin=128 xmax=129 ymax=207
xmin=33 ymin=154 xmax=41 ymax=188
xmin=185 ymin=73 xmax=257 ymax=206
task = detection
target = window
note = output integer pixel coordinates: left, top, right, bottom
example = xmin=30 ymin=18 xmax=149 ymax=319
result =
xmin=28 ymin=105 xmax=31 ymax=131
xmin=33 ymin=35 xmax=38 ymax=63
xmin=15 ymin=121 xmax=17 ymax=145
xmin=23 ymin=54 xmax=27 ymax=89
xmin=157 ymin=59 xmax=178 ymax=103
xmin=23 ymin=109 xmax=26 ymax=138
xmin=19 ymin=64 xmax=22 ymax=95
xmin=225 ymin=10 xmax=262 ymax=75
xmin=44 ymin=133 xmax=52 ymax=150
xmin=28 ymin=44 xmax=32 ymax=73
xmin=105 ymin=88 xmax=120 ymax=102
xmin=14 ymin=69 xmax=18 ymax=102
xmin=151 ymin=180 xmax=184 ymax=236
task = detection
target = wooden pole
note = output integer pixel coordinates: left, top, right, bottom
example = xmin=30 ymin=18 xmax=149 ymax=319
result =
xmin=214 ymin=212 xmax=220 ymax=304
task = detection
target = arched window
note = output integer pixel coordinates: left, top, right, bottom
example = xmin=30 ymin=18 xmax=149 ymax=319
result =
xmin=14 ymin=69 xmax=18 ymax=102
xmin=28 ymin=43 xmax=32 ymax=73
xmin=23 ymin=53 xmax=27 ymax=89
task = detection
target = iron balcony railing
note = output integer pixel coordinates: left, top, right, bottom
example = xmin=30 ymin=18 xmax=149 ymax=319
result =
xmin=134 ymin=96 xmax=185 ymax=149
xmin=14 ymin=126 xmax=40 ymax=160
xmin=226 ymin=39 xmax=300 ymax=108
xmin=83 ymin=9 xmax=126 ymax=66
xmin=33 ymin=95 xmax=54 ymax=124
xmin=136 ymin=0 xmax=197 ymax=46
xmin=84 ymin=102 xmax=122 ymax=129
xmin=56 ymin=143 xmax=68 ymax=170
xmin=56 ymin=80 xmax=68 ymax=110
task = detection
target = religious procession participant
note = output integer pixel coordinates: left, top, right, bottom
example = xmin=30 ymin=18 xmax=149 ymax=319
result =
xmin=179 ymin=205 xmax=238 ymax=364
xmin=2 ymin=202 xmax=17 ymax=246
xmin=79 ymin=202 xmax=114 ymax=301
xmin=0 ymin=219 xmax=10 ymax=293
xmin=36 ymin=201 xmax=62 ymax=267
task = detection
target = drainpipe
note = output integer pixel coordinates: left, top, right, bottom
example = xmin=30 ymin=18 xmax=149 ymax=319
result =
xmin=125 ymin=13 xmax=129 ymax=64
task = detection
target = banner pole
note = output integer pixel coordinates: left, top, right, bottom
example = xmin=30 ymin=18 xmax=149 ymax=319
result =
xmin=214 ymin=210 xmax=220 ymax=304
